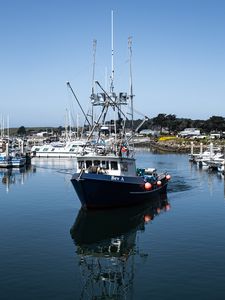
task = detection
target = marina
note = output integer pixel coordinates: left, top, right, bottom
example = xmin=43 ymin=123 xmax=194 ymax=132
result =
xmin=189 ymin=141 xmax=225 ymax=173
xmin=1 ymin=2 xmax=225 ymax=299
xmin=1 ymin=151 xmax=225 ymax=299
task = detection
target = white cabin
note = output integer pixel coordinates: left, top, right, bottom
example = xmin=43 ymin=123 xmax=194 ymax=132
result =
xmin=76 ymin=155 xmax=137 ymax=177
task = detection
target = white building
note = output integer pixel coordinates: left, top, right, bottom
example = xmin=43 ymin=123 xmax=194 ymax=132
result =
xmin=178 ymin=128 xmax=201 ymax=137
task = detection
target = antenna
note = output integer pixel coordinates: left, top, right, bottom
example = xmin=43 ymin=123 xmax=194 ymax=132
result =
xmin=110 ymin=10 xmax=114 ymax=93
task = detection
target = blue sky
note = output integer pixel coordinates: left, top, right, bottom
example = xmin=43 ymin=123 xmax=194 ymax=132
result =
xmin=1 ymin=0 xmax=225 ymax=127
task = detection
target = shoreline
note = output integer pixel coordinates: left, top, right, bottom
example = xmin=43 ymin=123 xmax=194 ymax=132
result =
xmin=133 ymin=137 xmax=225 ymax=154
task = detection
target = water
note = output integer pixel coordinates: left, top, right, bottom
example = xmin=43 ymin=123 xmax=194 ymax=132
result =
xmin=1 ymin=150 xmax=225 ymax=300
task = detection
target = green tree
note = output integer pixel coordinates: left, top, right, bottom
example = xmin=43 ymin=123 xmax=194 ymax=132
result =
xmin=152 ymin=113 xmax=167 ymax=133
xmin=165 ymin=114 xmax=176 ymax=133
xmin=203 ymin=116 xmax=225 ymax=133
xmin=17 ymin=126 xmax=26 ymax=136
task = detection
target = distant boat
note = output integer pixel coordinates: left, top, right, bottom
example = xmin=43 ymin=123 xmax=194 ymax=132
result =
xmin=0 ymin=152 xmax=27 ymax=168
xmin=30 ymin=139 xmax=88 ymax=158
xmin=189 ymin=142 xmax=223 ymax=167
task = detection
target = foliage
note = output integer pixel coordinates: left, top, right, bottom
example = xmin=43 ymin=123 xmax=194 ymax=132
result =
xmin=17 ymin=126 xmax=26 ymax=136
xmin=10 ymin=114 xmax=225 ymax=137
xmin=148 ymin=114 xmax=225 ymax=134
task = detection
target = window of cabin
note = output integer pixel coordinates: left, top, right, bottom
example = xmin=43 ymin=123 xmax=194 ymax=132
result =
xmin=121 ymin=162 xmax=128 ymax=172
xmin=86 ymin=160 xmax=92 ymax=168
xmin=111 ymin=161 xmax=118 ymax=170
xmin=78 ymin=161 xmax=84 ymax=169
xmin=94 ymin=160 xmax=100 ymax=166
xmin=102 ymin=160 xmax=109 ymax=169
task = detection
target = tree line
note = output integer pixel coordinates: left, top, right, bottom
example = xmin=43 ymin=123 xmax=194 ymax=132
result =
xmin=15 ymin=114 xmax=225 ymax=136
xmin=132 ymin=114 xmax=225 ymax=134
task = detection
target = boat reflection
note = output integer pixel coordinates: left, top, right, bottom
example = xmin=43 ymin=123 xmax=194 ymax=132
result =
xmin=70 ymin=197 xmax=170 ymax=299
xmin=0 ymin=165 xmax=36 ymax=192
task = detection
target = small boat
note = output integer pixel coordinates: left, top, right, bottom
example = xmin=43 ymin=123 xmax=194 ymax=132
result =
xmin=71 ymin=32 xmax=171 ymax=209
xmin=189 ymin=142 xmax=223 ymax=167
xmin=0 ymin=153 xmax=11 ymax=168
xmin=0 ymin=152 xmax=27 ymax=168
xmin=203 ymin=156 xmax=224 ymax=171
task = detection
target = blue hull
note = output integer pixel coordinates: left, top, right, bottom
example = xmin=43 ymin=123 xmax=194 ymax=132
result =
xmin=71 ymin=172 xmax=168 ymax=209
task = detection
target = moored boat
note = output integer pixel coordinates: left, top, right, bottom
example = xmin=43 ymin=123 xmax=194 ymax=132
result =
xmin=31 ymin=139 xmax=88 ymax=158
xmin=0 ymin=152 xmax=27 ymax=168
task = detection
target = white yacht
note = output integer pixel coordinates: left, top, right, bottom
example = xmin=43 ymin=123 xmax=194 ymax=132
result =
xmin=31 ymin=140 xmax=87 ymax=158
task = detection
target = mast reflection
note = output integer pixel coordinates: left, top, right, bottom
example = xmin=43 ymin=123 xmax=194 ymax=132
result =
xmin=0 ymin=165 xmax=36 ymax=192
xmin=70 ymin=197 xmax=171 ymax=299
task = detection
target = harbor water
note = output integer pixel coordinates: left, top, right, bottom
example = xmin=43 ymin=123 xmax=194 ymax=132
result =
xmin=0 ymin=149 xmax=225 ymax=299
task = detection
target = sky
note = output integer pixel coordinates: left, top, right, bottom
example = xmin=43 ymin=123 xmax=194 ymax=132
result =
xmin=1 ymin=0 xmax=225 ymax=128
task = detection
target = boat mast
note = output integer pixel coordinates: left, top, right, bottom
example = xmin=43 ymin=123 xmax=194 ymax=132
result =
xmin=110 ymin=10 xmax=117 ymax=144
xmin=110 ymin=10 xmax=114 ymax=93
xmin=128 ymin=36 xmax=134 ymax=134
xmin=91 ymin=39 xmax=97 ymax=127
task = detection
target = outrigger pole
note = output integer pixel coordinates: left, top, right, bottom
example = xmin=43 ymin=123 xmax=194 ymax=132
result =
xmin=66 ymin=81 xmax=91 ymax=127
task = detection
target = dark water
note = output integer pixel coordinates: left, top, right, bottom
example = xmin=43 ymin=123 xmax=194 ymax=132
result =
xmin=1 ymin=150 xmax=225 ymax=300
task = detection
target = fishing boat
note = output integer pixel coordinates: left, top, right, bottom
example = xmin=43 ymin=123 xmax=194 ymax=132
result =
xmin=71 ymin=24 xmax=171 ymax=209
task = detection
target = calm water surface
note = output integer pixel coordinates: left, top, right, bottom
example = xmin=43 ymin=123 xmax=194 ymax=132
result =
xmin=0 ymin=150 xmax=225 ymax=300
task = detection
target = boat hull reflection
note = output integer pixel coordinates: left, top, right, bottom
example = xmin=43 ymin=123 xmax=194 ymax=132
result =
xmin=71 ymin=196 xmax=170 ymax=247
xmin=70 ymin=197 xmax=170 ymax=299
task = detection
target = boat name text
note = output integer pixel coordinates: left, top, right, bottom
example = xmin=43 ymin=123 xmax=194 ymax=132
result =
xmin=111 ymin=176 xmax=124 ymax=182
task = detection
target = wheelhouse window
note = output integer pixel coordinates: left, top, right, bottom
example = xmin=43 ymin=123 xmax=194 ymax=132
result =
xmin=94 ymin=160 xmax=100 ymax=166
xmin=78 ymin=160 xmax=84 ymax=169
xmin=102 ymin=160 xmax=109 ymax=169
xmin=86 ymin=160 xmax=92 ymax=168
xmin=121 ymin=162 xmax=128 ymax=172
xmin=111 ymin=161 xmax=118 ymax=170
